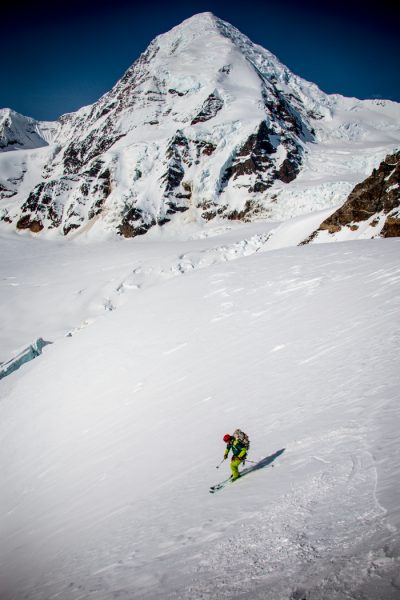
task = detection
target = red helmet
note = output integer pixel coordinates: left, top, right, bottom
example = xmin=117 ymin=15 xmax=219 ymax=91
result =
xmin=223 ymin=434 xmax=231 ymax=443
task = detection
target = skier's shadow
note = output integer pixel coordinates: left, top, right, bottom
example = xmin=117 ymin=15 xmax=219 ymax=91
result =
xmin=241 ymin=448 xmax=285 ymax=477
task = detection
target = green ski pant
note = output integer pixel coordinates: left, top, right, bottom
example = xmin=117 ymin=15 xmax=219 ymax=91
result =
xmin=230 ymin=456 xmax=243 ymax=480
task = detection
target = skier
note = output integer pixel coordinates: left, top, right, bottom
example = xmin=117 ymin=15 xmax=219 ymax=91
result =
xmin=222 ymin=430 xmax=249 ymax=481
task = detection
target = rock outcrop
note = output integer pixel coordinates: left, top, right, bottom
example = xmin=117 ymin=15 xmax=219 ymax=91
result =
xmin=301 ymin=150 xmax=400 ymax=243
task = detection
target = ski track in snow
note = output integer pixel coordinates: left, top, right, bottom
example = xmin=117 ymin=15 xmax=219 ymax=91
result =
xmin=0 ymin=231 xmax=399 ymax=600
xmin=182 ymin=454 xmax=384 ymax=600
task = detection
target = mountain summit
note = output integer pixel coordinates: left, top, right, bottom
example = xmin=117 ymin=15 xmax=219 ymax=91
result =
xmin=1 ymin=12 xmax=399 ymax=237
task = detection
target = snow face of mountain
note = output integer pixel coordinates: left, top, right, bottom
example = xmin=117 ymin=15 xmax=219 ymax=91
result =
xmin=302 ymin=150 xmax=400 ymax=243
xmin=0 ymin=108 xmax=57 ymax=151
xmin=1 ymin=12 xmax=400 ymax=238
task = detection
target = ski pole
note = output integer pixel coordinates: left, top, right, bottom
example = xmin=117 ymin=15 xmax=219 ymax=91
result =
xmin=216 ymin=458 xmax=225 ymax=469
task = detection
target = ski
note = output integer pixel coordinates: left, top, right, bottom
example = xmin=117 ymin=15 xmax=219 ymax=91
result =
xmin=209 ymin=476 xmax=233 ymax=493
xmin=209 ymin=463 xmax=275 ymax=493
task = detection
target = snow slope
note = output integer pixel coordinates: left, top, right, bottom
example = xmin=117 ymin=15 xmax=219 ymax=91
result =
xmin=0 ymin=108 xmax=56 ymax=151
xmin=0 ymin=222 xmax=399 ymax=599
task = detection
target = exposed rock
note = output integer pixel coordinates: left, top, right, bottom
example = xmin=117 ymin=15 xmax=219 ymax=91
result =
xmin=194 ymin=140 xmax=217 ymax=157
xmin=220 ymin=121 xmax=278 ymax=193
xmin=118 ymin=207 xmax=156 ymax=238
xmin=63 ymin=168 xmax=113 ymax=234
xmin=166 ymin=202 xmax=190 ymax=215
xmin=322 ymin=151 xmax=399 ymax=230
xmin=381 ymin=216 xmax=400 ymax=237
xmin=16 ymin=215 xmax=44 ymax=233
xmin=63 ymin=132 xmax=126 ymax=174
xmin=17 ymin=180 xmax=67 ymax=231
xmin=168 ymin=89 xmax=187 ymax=97
xmin=226 ymin=200 xmax=263 ymax=221
xmin=219 ymin=65 xmax=231 ymax=75
xmin=318 ymin=222 xmax=341 ymax=234
xmin=263 ymin=87 xmax=312 ymax=142
xmin=278 ymin=156 xmax=300 ymax=183
xmin=191 ymin=92 xmax=224 ymax=125
xmin=301 ymin=150 xmax=400 ymax=242
xmin=162 ymin=131 xmax=192 ymax=198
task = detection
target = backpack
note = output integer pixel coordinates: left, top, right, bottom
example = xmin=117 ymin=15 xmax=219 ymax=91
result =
xmin=233 ymin=429 xmax=250 ymax=451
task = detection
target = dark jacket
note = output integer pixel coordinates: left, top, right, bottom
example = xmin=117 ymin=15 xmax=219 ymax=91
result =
xmin=224 ymin=438 xmax=247 ymax=460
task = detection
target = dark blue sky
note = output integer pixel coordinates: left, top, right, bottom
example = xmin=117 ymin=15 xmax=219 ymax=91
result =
xmin=3 ymin=0 xmax=399 ymax=121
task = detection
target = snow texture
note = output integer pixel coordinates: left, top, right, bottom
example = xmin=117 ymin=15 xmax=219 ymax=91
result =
xmin=1 ymin=12 xmax=399 ymax=600
xmin=0 ymin=215 xmax=399 ymax=599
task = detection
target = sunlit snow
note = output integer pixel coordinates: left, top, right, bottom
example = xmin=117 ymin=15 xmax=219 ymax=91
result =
xmin=1 ymin=12 xmax=400 ymax=600
xmin=1 ymin=216 xmax=399 ymax=599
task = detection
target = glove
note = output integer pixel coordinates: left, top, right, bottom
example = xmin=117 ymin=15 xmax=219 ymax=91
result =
xmin=224 ymin=452 xmax=228 ymax=460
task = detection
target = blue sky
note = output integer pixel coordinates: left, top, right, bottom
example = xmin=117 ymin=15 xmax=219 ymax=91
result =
xmin=3 ymin=0 xmax=399 ymax=121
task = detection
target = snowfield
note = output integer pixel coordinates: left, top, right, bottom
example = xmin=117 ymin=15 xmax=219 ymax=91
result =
xmin=0 ymin=220 xmax=399 ymax=599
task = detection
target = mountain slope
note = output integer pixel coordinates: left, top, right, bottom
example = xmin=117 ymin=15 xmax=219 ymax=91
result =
xmin=0 ymin=108 xmax=56 ymax=152
xmin=0 ymin=231 xmax=399 ymax=599
xmin=1 ymin=12 xmax=400 ymax=238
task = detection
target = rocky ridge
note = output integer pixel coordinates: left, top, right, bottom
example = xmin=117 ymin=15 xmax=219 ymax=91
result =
xmin=302 ymin=150 xmax=400 ymax=243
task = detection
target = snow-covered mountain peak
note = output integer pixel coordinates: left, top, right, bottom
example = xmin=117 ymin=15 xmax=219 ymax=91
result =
xmin=159 ymin=11 xmax=220 ymax=37
xmin=153 ymin=12 xmax=301 ymax=94
xmin=1 ymin=14 xmax=400 ymax=239
xmin=161 ymin=12 xmax=282 ymax=67
xmin=158 ymin=13 xmax=329 ymax=110
xmin=0 ymin=108 xmax=58 ymax=151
